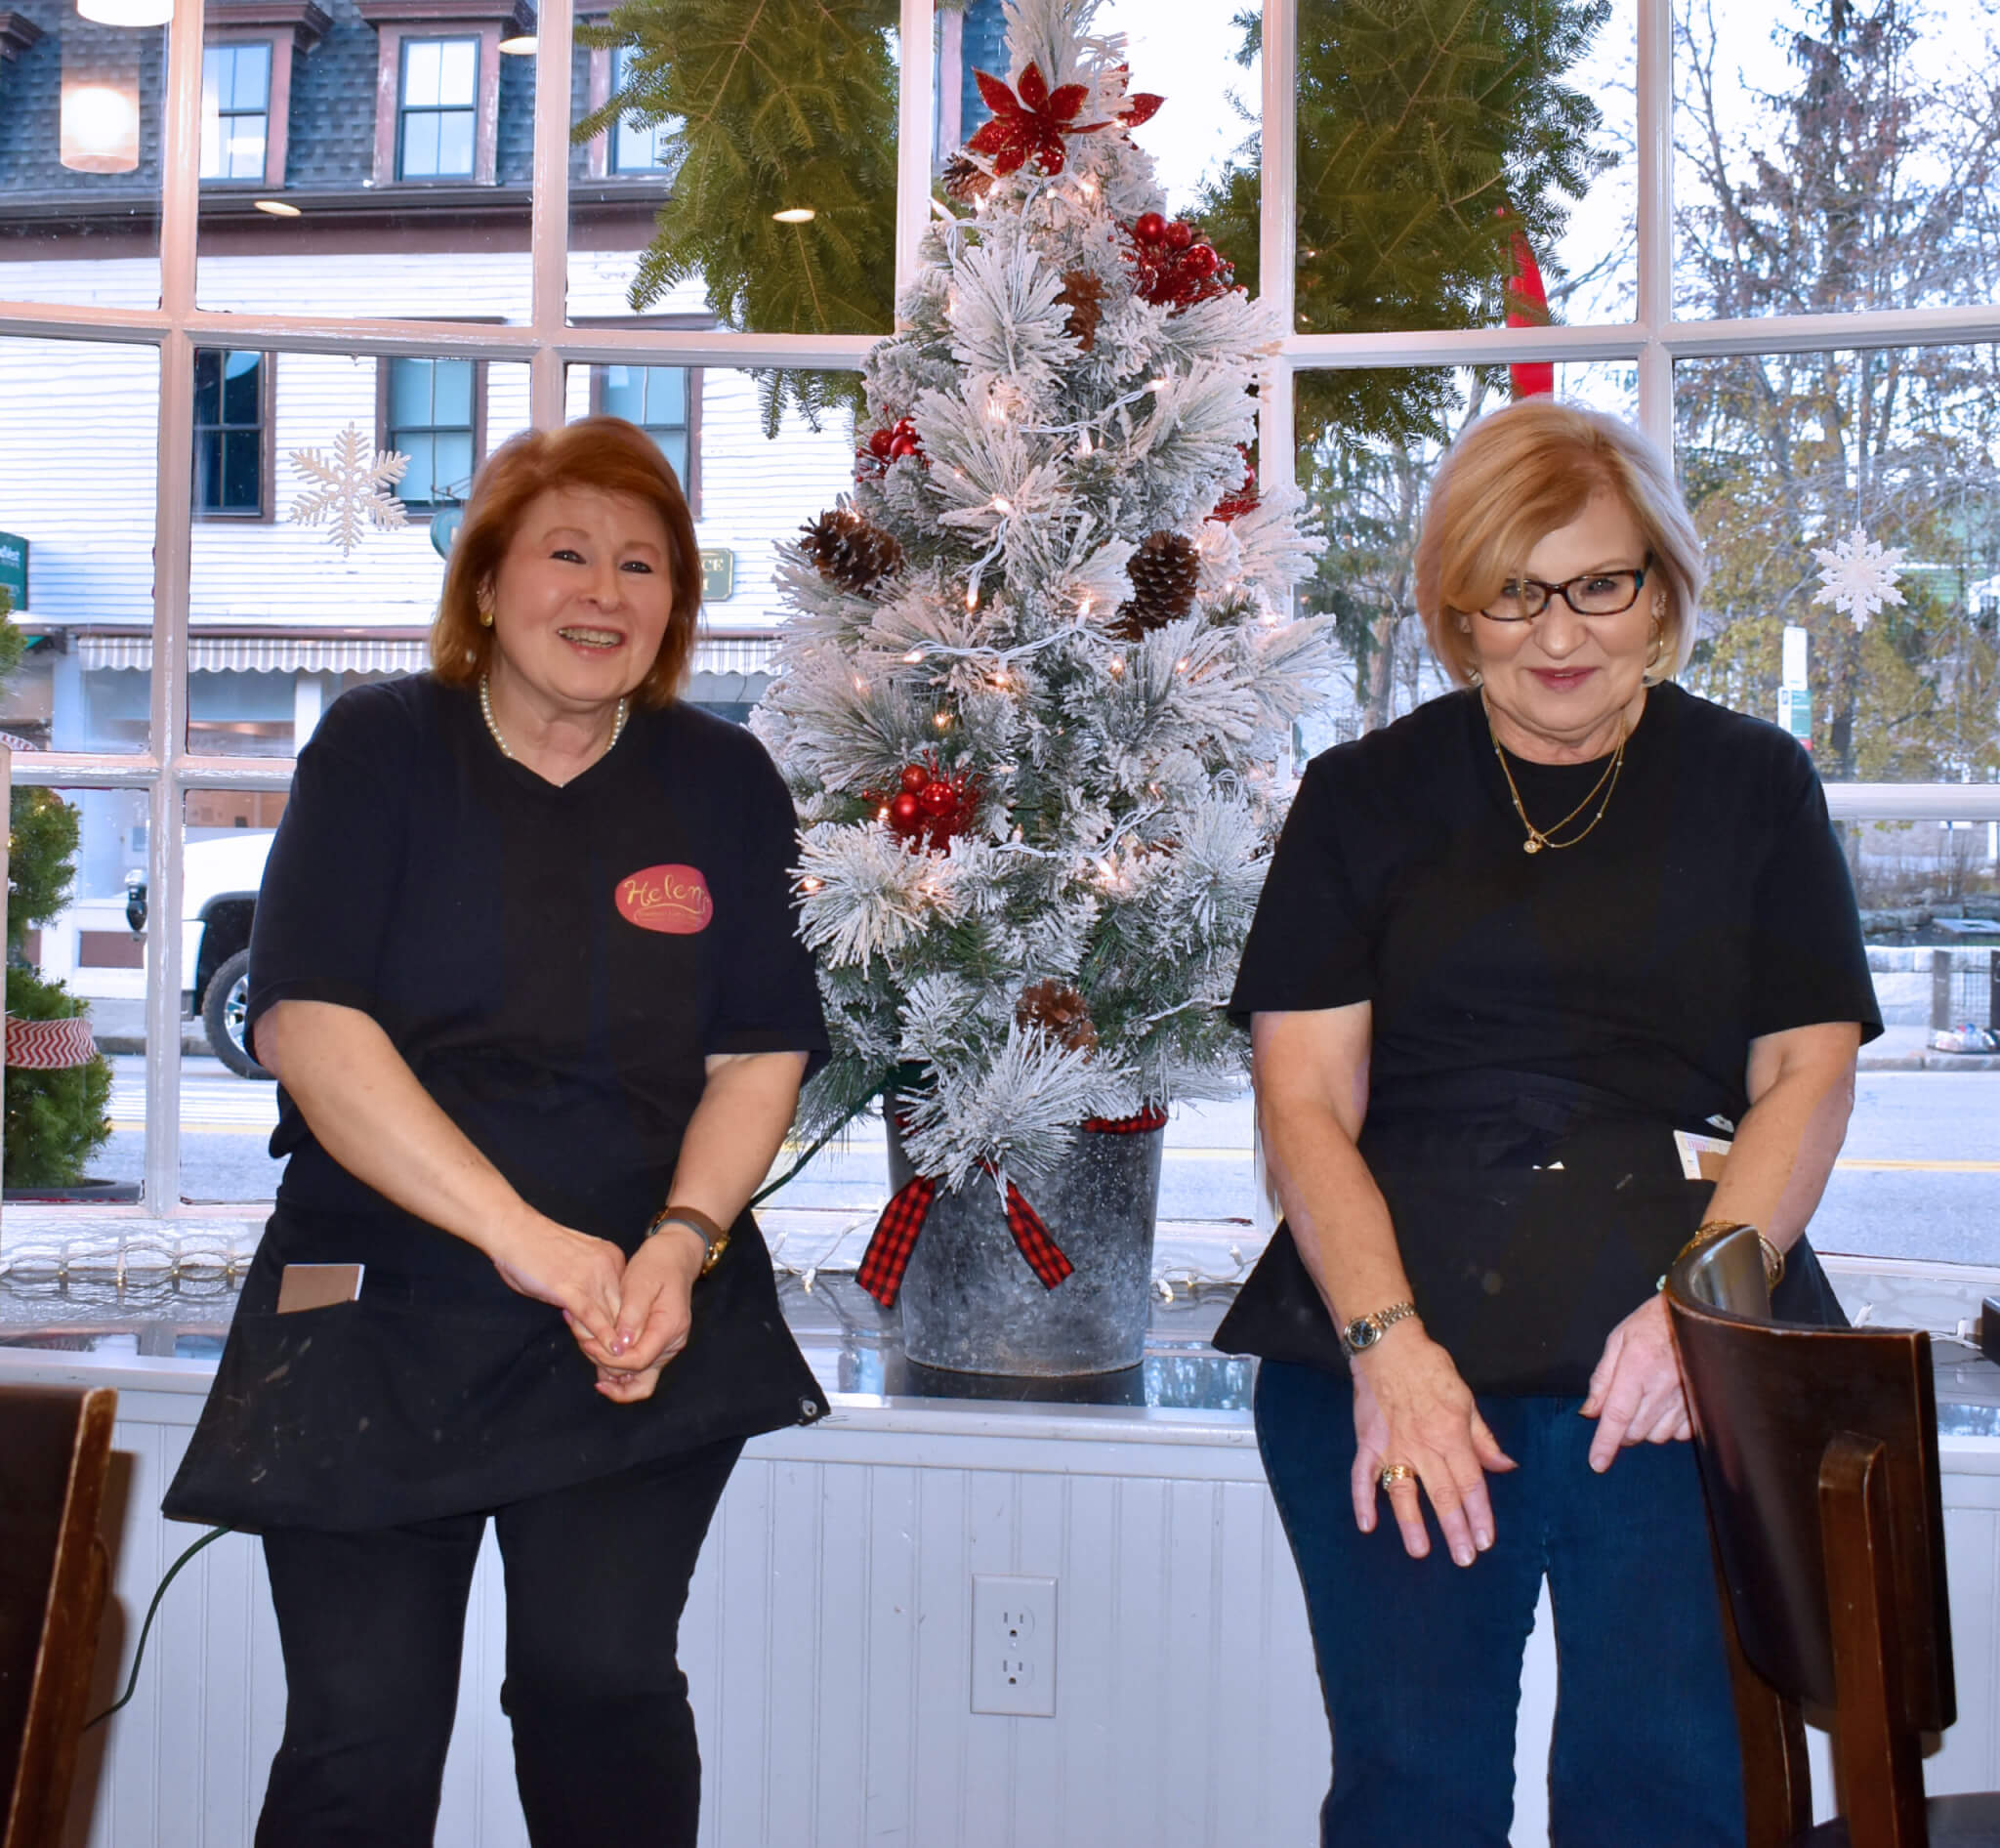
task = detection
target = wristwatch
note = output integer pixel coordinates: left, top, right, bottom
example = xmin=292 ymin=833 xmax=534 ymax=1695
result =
xmin=1340 ymin=1299 xmax=1419 ymax=1360
xmin=645 ymin=1202 xmax=731 ymax=1276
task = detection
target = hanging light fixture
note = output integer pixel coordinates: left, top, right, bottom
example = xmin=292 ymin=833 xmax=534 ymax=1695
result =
xmin=497 ymin=33 xmax=535 ymax=53
xmin=60 ymin=77 xmax=140 ymax=171
xmin=75 ymin=0 xmax=174 ymax=27
xmin=771 ymin=207 xmax=815 ymax=224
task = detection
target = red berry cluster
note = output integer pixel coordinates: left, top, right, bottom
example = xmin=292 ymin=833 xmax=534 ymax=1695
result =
xmin=1123 ymin=213 xmax=1235 ymax=311
xmin=856 ymin=416 xmax=927 ymax=480
xmin=874 ymin=759 xmax=983 ymax=853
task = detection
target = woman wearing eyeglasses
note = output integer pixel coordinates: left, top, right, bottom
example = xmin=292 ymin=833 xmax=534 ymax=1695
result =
xmin=1218 ymin=399 xmax=1880 ymax=1845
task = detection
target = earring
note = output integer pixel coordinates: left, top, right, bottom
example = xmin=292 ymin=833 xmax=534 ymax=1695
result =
xmin=477 ymin=601 xmax=494 ymax=629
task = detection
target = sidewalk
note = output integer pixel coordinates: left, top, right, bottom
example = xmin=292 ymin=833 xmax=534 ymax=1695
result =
xmin=1859 ymin=1024 xmax=2000 ymax=1072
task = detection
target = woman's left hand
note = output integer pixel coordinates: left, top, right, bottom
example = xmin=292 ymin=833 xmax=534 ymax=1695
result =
xmin=1580 ymin=1293 xmax=1690 ymax=1470
xmin=565 ymin=1222 xmax=707 ymax=1403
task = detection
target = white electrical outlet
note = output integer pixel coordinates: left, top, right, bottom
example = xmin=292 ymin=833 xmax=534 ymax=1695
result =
xmin=970 ymin=1574 xmax=1057 ymax=1716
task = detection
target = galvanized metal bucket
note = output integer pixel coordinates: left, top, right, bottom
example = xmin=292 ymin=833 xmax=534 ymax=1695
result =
xmin=885 ymin=1112 xmax=1165 ymax=1376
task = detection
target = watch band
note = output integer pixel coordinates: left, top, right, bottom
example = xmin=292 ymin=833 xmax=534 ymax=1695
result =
xmin=1339 ymin=1299 xmax=1418 ymax=1360
xmin=645 ymin=1202 xmax=731 ymax=1276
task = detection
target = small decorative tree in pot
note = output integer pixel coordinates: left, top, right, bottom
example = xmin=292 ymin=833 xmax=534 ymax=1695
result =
xmin=754 ymin=0 xmax=1332 ymax=1374
xmin=0 ymin=602 xmax=115 ymax=1194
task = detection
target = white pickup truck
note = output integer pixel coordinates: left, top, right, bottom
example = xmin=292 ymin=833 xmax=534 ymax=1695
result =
xmin=124 ymin=829 xmax=274 ymax=1077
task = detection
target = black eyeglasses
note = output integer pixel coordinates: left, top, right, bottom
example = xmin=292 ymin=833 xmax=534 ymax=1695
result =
xmin=1482 ymin=559 xmax=1651 ymax=623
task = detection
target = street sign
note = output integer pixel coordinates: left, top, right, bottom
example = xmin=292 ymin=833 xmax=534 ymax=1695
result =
xmin=700 ymin=547 xmax=733 ymax=601
xmin=1778 ymin=684 xmax=1812 ymax=745
xmin=0 ymin=529 xmax=28 ymax=609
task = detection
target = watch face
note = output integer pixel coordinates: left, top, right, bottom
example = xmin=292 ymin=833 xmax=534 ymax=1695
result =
xmin=1348 ymin=1320 xmax=1379 ymax=1351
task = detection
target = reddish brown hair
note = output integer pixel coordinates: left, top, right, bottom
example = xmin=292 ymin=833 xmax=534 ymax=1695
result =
xmin=430 ymin=415 xmax=702 ymax=707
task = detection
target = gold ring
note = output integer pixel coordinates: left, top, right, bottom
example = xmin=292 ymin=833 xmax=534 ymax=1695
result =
xmin=1378 ymin=1464 xmax=1415 ymax=1490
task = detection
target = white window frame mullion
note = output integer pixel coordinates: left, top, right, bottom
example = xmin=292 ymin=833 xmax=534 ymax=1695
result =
xmin=1257 ymin=0 xmax=1296 ymax=498
xmin=1634 ymin=0 xmax=1673 ymax=452
xmin=527 ymin=0 xmax=572 ymax=428
xmin=896 ymin=0 xmax=936 ymax=300
xmin=144 ymin=0 xmax=208 ymax=1215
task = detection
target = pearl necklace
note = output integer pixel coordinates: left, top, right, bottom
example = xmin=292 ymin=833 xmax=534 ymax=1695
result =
xmin=479 ymin=674 xmax=628 ymax=768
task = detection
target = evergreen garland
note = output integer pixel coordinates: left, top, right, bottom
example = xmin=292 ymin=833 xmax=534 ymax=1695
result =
xmin=576 ymin=0 xmax=902 ymax=431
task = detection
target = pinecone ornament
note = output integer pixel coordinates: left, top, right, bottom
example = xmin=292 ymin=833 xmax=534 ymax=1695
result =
xmin=800 ymin=508 xmax=905 ymax=594
xmin=1112 ymin=530 xmax=1200 ymax=639
xmin=1017 ymin=980 xmax=1099 ymax=1055
xmin=941 ymin=152 xmax=994 ymax=204
xmin=1057 ymin=271 xmax=1104 ymax=352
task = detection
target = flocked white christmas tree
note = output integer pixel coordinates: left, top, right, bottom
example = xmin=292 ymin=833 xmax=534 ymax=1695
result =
xmin=752 ymin=0 xmax=1333 ymax=1209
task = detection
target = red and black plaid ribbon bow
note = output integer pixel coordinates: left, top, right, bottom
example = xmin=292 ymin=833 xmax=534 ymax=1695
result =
xmin=856 ymin=1107 xmax=1168 ymax=1308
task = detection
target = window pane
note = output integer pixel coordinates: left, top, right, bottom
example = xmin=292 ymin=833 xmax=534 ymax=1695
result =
xmin=0 ymin=11 xmax=162 ymax=300
xmin=7 ymin=782 xmax=145 ymax=1203
xmin=601 ymin=364 xmax=644 ymax=421
xmin=402 ymin=38 xmax=441 ymax=107
xmin=0 ymin=338 xmax=158 ymax=758
xmin=431 ymin=431 xmax=474 ymax=502
xmin=1675 ymin=0 xmax=2000 ymax=318
xmin=1676 ymin=346 xmax=2000 ymax=783
xmin=1292 ymin=360 xmax=1639 ymax=743
xmin=218 ymin=431 xmax=260 ymax=513
xmin=189 ymin=353 xmax=527 ymax=760
xmin=1289 ymin=0 xmax=1636 ymax=333
xmin=175 ymin=788 xmax=286 ymax=1201
xmin=221 ymin=349 xmax=262 ymax=422
xmin=229 ymin=43 xmax=271 ymax=112
xmin=431 ymin=357 xmax=474 ymax=427
xmin=401 ymin=111 xmax=442 ymax=180
xmin=646 ymin=365 xmax=687 ymax=425
xmin=438 ymin=38 xmax=477 ymax=107
xmin=572 ymin=4 xmax=897 ymax=341
xmin=1817 ymin=910 xmax=2000 ymax=1264
xmin=199 ymin=33 xmax=536 ymax=319
xmin=388 ymin=356 xmax=436 ymax=427
xmin=435 ymin=110 xmax=475 ymax=180
xmin=658 ymin=430 xmax=688 ymax=490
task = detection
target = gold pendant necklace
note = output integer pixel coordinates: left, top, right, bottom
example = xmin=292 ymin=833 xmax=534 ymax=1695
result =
xmin=479 ymin=674 xmax=628 ymax=768
xmin=1486 ymin=705 xmax=1627 ymax=855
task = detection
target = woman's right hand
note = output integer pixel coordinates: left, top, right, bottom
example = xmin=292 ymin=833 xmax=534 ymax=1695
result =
xmin=483 ymin=1211 xmax=628 ymax=1356
xmin=1351 ymin=1327 xmax=1516 ymax=1567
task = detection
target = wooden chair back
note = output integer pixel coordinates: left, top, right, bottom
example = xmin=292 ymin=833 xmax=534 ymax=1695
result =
xmin=0 ymin=1385 xmax=116 ymax=1848
xmin=1667 ymin=1231 xmax=1953 ymax=1848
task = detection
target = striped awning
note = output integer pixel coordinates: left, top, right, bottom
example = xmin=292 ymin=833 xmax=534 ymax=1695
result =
xmin=72 ymin=628 xmax=778 ymax=676
xmin=78 ymin=634 xmax=433 ymax=674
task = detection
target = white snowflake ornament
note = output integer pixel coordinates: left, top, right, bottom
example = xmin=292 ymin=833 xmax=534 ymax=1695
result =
xmin=1812 ymin=525 xmax=1906 ymax=630
xmin=288 ymin=424 xmax=411 ymax=558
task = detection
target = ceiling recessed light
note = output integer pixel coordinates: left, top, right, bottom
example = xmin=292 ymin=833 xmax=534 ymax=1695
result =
xmin=254 ymin=198 xmax=302 ymax=217
xmin=771 ymin=207 xmax=815 ymax=224
xmin=498 ymin=33 xmax=536 ymax=53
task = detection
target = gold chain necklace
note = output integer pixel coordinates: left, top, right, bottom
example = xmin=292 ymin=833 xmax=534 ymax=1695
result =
xmin=479 ymin=674 xmax=628 ymax=768
xmin=1485 ymin=706 xmax=1627 ymax=855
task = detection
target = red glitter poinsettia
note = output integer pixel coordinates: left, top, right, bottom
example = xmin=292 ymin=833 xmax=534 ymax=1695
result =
xmin=1210 ymin=444 xmax=1259 ymax=524
xmin=966 ymin=63 xmax=1109 ymax=177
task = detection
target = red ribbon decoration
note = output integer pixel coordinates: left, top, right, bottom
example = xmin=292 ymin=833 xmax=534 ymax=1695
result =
xmin=5 ymin=1014 xmax=100 ymax=1069
xmin=966 ymin=63 xmax=1110 ymax=177
xmin=1499 ymin=207 xmax=1555 ymax=399
xmin=856 ymin=1106 xmax=1168 ymax=1308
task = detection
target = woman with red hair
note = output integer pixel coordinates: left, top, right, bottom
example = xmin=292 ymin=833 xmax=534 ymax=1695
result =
xmin=167 ymin=416 xmax=829 ymax=1847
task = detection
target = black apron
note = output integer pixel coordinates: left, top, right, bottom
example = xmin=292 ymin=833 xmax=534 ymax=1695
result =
xmin=1213 ymin=1071 xmax=1846 ymax=1396
xmin=163 ymin=1202 xmax=827 ymax=1533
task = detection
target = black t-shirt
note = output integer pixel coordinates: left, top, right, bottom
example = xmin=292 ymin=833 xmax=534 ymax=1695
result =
xmin=1230 ymin=681 xmax=1881 ymax=1126
xmin=249 ymin=673 xmax=829 ymax=1258
xmin=1217 ymin=683 xmax=1881 ymax=1393
xmin=163 ymin=676 xmax=833 ymax=1532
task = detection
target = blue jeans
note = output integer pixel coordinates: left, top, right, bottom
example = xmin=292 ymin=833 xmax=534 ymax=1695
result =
xmin=1255 ymin=1361 xmax=1745 ymax=1848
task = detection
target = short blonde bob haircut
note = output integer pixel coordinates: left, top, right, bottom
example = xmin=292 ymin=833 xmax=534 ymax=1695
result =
xmin=430 ymin=415 xmax=702 ymax=708
xmin=1414 ymin=398 xmax=1706 ymax=689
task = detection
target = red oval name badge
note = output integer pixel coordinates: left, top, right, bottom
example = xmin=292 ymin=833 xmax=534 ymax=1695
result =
xmin=615 ymin=864 xmax=713 ymax=935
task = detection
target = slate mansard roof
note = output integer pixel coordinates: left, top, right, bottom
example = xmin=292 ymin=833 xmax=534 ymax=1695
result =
xmin=0 ymin=0 xmax=631 ymax=224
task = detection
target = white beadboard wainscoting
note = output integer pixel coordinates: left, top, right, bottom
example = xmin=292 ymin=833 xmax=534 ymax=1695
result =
xmin=6 ymin=1349 xmax=1998 ymax=1848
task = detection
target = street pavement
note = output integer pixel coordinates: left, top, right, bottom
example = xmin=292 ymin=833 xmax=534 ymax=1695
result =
xmin=96 ymin=1055 xmax=1998 ymax=1268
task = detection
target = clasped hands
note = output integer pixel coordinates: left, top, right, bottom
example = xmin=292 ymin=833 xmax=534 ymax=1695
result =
xmin=486 ymin=1211 xmax=708 ymax=1404
xmin=1351 ymin=1292 xmax=1688 ymax=1566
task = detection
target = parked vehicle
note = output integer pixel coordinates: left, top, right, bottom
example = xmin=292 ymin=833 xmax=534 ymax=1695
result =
xmin=124 ymin=830 xmax=274 ymax=1077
